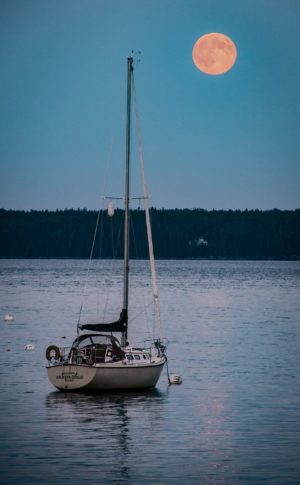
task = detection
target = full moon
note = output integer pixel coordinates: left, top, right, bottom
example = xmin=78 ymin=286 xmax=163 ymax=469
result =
xmin=192 ymin=33 xmax=237 ymax=75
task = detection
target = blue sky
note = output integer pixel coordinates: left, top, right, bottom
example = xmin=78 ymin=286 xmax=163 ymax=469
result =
xmin=1 ymin=0 xmax=299 ymax=210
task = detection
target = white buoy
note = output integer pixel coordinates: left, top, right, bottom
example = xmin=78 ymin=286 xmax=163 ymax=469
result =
xmin=25 ymin=344 xmax=35 ymax=351
xmin=169 ymin=374 xmax=182 ymax=385
xmin=107 ymin=201 xmax=115 ymax=217
xmin=4 ymin=314 xmax=14 ymax=322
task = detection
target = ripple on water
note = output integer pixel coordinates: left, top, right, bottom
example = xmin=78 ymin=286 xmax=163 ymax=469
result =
xmin=0 ymin=259 xmax=299 ymax=484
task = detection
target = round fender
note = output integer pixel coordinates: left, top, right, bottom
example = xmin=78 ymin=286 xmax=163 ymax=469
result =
xmin=46 ymin=345 xmax=61 ymax=361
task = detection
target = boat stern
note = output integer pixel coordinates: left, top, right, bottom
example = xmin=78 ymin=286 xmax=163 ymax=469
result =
xmin=47 ymin=364 xmax=96 ymax=391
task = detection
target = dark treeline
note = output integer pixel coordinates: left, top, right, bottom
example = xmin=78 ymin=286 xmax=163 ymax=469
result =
xmin=0 ymin=208 xmax=300 ymax=259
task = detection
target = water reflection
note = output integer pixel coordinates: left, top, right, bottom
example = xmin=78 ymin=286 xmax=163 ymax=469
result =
xmin=45 ymin=390 xmax=166 ymax=483
xmin=1 ymin=260 xmax=299 ymax=484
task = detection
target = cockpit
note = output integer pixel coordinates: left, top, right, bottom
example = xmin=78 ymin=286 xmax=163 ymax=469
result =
xmin=69 ymin=333 xmax=125 ymax=365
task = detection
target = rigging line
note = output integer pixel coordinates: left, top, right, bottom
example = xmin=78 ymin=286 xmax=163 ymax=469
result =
xmin=130 ymin=299 xmax=155 ymax=324
xmin=77 ymin=75 xmax=123 ymax=327
xmin=102 ymin=68 xmax=125 ymax=200
xmin=102 ymin=209 xmax=124 ymax=323
xmin=96 ymin=206 xmax=105 ymax=319
xmin=130 ymin=212 xmax=152 ymax=338
xmin=132 ymin=72 xmax=163 ymax=340
xmin=130 ymin=211 xmax=140 ymax=259
xmin=115 ymin=209 xmax=125 ymax=259
xmin=77 ymin=207 xmax=101 ymax=328
xmin=110 ymin=216 xmax=115 ymax=259
xmin=98 ymin=206 xmax=104 ymax=259
xmin=97 ymin=76 xmax=125 ymax=321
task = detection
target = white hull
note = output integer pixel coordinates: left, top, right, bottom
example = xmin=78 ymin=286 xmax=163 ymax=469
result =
xmin=47 ymin=358 xmax=166 ymax=392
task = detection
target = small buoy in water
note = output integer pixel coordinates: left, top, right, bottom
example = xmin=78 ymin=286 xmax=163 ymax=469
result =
xmin=4 ymin=314 xmax=14 ymax=322
xmin=25 ymin=344 xmax=35 ymax=351
xmin=61 ymin=336 xmax=66 ymax=339
xmin=169 ymin=374 xmax=182 ymax=385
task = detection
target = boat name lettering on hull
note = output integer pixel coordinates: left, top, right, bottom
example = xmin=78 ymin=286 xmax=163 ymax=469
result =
xmin=56 ymin=372 xmax=84 ymax=382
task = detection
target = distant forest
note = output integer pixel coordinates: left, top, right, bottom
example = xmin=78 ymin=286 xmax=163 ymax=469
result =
xmin=0 ymin=208 xmax=300 ymax=260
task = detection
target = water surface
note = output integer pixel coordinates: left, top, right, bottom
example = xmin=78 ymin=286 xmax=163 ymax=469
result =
xmin=0 ymin=260 xmax=299 ymax=484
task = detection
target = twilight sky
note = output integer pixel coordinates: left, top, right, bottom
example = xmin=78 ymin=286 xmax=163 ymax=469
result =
xmin=1 ymin=0 xmax=299 ymax=210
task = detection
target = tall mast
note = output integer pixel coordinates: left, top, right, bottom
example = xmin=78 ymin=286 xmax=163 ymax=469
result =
xmin=122 ymin=56 xmax=133 ymax=346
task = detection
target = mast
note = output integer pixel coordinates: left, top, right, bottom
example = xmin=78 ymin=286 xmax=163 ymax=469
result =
xmin=122 ymin=56 xmax=133 ymax=346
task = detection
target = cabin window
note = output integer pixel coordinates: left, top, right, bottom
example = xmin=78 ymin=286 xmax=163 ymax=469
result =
xmin=133 ymin=355 xmax=141 ymax=360
xmin=126 ymin=354 xmax=134 ymax=360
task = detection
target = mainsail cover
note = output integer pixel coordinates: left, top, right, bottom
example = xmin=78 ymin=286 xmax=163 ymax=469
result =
xmin=79 ymin=309 xmax=128 ymax=333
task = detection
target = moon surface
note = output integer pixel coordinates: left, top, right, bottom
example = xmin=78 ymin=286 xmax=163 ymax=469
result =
xmin=192 ymin=33 xmax=237 ymax=75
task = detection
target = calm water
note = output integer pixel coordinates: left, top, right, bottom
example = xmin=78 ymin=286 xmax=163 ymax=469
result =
xmin=0 ymin=259 xmax=299 ymax=484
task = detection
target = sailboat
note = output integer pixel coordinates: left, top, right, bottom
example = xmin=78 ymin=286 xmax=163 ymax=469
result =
xmin=46 ymin=56 xmax=167 ymax=391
